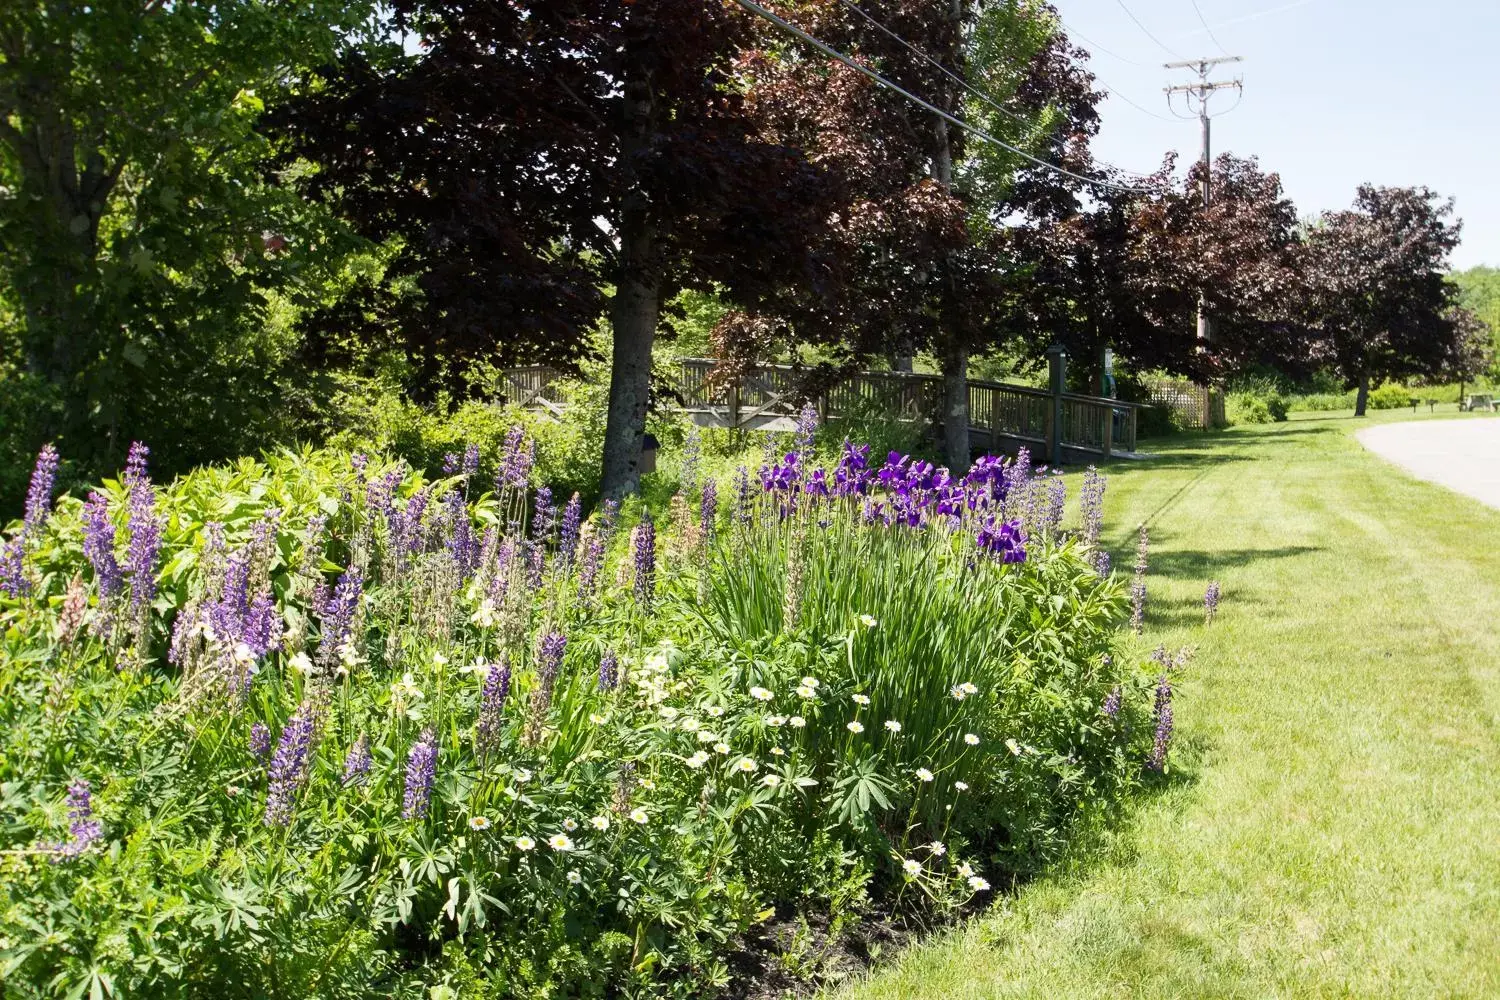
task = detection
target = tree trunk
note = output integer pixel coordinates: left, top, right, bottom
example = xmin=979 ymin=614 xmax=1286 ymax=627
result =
xmin=1354 ymin=372 xmax=1370 ymax=417
xmin=940 ymin=336 xmax=969 ymax=470
xmin=599 ymin=75 xmax=659 ymax=500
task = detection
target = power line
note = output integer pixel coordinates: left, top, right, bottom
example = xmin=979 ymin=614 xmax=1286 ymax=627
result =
xmin=835 ymin=0 xmax=1174 ymax=164
xmin=733 ymin=0 xmax=1152 ymax=194
xmin=1115 ymin=0 xmax=1183 ymax=59
xmin=1188 ymin=0 xmax=1229 ymax=55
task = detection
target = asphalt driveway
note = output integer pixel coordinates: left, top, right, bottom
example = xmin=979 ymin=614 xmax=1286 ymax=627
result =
xmin=1357 ymin=417 xmax=1500 ymax=510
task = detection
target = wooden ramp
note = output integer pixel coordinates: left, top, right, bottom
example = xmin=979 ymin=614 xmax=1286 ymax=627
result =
xmin=502 ymin=359 xmax=1147 ymax=462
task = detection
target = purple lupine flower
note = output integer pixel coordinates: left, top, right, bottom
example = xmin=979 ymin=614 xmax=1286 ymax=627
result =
xmin=249 ymin=721 xmax=272 ymax=760
xmin=123 ymin=441 xmax=150 ymax=489
xmin=522 ymin=539 xmax=545 ymax=590
xmin=242 ymin=593 xmax=281 ymax=657
xmin=1042 ymin=478 xmax=1067 ymax=536
xmin=442 ymin=452 xmax=461 ymax=476
xmin=23 ymin=444 xmax=60 ymax=533
xmin=681 ymin=427 xmax=702 ymax=496
xmin=496 ymin=426 xmax=530 ymax=490
xmin=351 ymin=453 xmax=369 ymax=479
xmin=444 ymin=490 xmax=478 ymax=580
xmin=558 ymin=492 xmax=582 ymax=568
xmin=402 ymin=729 xmax=439 ymax=820
xmin=264 ymin=703 xmax=320 ymax=826
xmin=632 ymin=514 xmax=656 ymax=610
xmin=0 ymin=538 xmax=25 ymax=598
xmin=462 ymin=443 xmax=480 ymax=480
xmin=975 ymin=517 xmax=1027 ymax=564
xmin=524 ymin=632 xmax=566 ymax=742
xmin=82 ymin=492 xmax=122 ymax=600
xmin=531 ymin=487 xmax=556 ymax=544
xmin=48 ymin=779 xmax=103 ymax=861
xmin=1147 ymin=674 xmax=1173 ymax=772
xmin=794 ymin=400 xmax=818 ymax=454
xmin=341 ymin=735 xmax=372 ymax=788
xmin=1102 ymin=686 xmax=1122 ymax=719
xmin=1130 ymin=524 xmax=1148 ymax=635
xmin=598 ymin=650 xmax=619 ymax=691
xmin=577 ymin=499 xmax=617 ymax=600
xmin=1079 ymin=468 xmax=1106 ymax=547
xmin=1204 ymin=581 xmax=1221 ymax=624
xmin=124 ymin=480 xmax=163 ymax=617
xmin=316 ymin=566 xmax=363 ymax=668
xmin=700 ymin=478 xmax=718 ymax=542
xmin=1095 ymin=550 xmax=1112 ymax=576
xmin=733 ymin=465 xmax=754 ymax=527
xmin=475 ymin=658 xmax=511 ymax=756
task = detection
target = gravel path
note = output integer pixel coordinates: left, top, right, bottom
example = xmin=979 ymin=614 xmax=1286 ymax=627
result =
xmin=1357 ymin=417 xmax=1500 ymax=510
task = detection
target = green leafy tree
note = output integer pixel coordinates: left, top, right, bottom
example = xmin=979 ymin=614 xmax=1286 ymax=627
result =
xmin=0 ymin=0 xmax=377 ymax=476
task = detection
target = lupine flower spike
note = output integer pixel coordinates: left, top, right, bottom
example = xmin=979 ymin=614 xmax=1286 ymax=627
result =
xmin=1130 ymin=523 xmax=1149 ymax=634
xmin=1204 ymin=581 xmax=1221 ymax=624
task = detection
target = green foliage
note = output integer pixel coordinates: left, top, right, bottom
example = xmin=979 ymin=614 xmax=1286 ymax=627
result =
xmin=1367 ymin=382 xmax=1417 ymax=410
xmin=0 ymin=434 xmax=1154 ymax=997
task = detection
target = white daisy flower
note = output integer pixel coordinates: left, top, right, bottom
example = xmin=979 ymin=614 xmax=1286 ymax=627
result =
xmin=796 ymin=685 xmax=815 ymax=699
xmin=735 ymin=758 xmax=757 ymax=773
xmin=680 ymin=717 xmax=701 ymax=732
xmin=590 ymin=815 xmax=610 ymax=831
xmin=469 ymin=816 xmax=491 ymax=831
xmin=789 ymin=716 xmax=806 ymax=728
xmin=513 ymin=768 xmax=532 ymax=784
xmin=549 ymin=834 xmax=574 ymax=851
xmin=639 ymin=778 xmax=656 ymax=790
xmin=432 ymin=651 xmax=449 ymax=668
xmin=762 ymin=774 xmax=782 ymax=787
xmin=858 ymin=614 xmax=878 ymax=628
xmin=928 ymin=841 xmax=946 ymax=856
xmin=770 ymin=747 xmax=785 ymax=756
xmin=750 ymin=687 xmax=773 ymax=702
xmin=705 ymin=705 xmax=725 ymax=718
xmin=964 ymin=733 xmax=980 ymax=746
xmin=967 ymin=875 xmax=990 ymax=892
xmin=801 ymin=676 xmax=820 ymax=689
xmin=714 ymin=742 xmax=731 ymax=755
xmin=957 ymin=862 xmax=975 ymax=878
xmin=902 ymin=858 xmax=922 ymax=876
xmin=847 ymin=721 xmax=864 ymax=733
xmin=884 ymin=720 xmax=902 ymax=733
xmin=589 ymin=712 xmax=608 ymax=725
xmin=961 ymin=682 xmax=979 ymax=695
xmin=629 ymin=807 xmax=649 ymax=824
xmin=566 ymin=870 xmax=582 ymax=885
xmin=954 ymin=781 xmax=970 ymax=791
xmin=562 ymin=818 xmax=578 ymax=832
xmin=515 ymin=836 xmax=536 ymax=851
xmin=852 ymin=693 xmax=871 ymax=706
xmin=950 ymin=685 xmax=967 ymax=701
xmin=915 ymin=768 xmax=935 ymax=783
xmin=659 ymin=705 xmax=679 ymax=720
xmin=766 ymin=715 xmax=786 ymax=727
xmin=686 ymin=750 xmax=710 ymax=768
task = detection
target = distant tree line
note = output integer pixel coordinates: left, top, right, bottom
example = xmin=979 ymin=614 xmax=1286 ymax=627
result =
xmin=0 ymin=0 xmax=1487 ymax=501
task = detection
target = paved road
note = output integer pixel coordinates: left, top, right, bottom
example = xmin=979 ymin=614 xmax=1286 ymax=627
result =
xmin=1357 ymin=418 xmax=1500 ymax=510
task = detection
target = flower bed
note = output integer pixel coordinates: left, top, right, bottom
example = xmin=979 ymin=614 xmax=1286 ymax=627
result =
xmin=0 ymin=435 xmax=1158 ymax=997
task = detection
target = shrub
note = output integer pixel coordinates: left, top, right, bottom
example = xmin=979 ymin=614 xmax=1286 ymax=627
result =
xmin=1228 ymin=390 xmax=1289 ymax=425
xmin=0 ymin=436 xmax=1156 ymax=997
xmin=1367 ymin=381 xmax=1416 ymax=410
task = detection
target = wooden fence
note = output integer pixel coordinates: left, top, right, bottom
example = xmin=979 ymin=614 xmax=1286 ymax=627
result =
xmin=504 ymin=359 xmax=1146 ymax=460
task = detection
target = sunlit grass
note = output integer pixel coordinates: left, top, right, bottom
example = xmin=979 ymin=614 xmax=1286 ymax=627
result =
xmin=832 ymin=408 xmax=1500 ymax=999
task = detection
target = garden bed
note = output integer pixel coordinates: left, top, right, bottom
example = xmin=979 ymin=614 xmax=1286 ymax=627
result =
xmin=0 ymin=435 xmax=1160 ymax=998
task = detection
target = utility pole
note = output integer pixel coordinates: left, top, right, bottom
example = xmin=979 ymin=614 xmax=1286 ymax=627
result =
xmin=1165 ymin=56 xmax=1243 ymax=343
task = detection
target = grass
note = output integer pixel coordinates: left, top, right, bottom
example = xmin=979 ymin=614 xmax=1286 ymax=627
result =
xmin=833 ymin=408 xmax=1500 ymax=999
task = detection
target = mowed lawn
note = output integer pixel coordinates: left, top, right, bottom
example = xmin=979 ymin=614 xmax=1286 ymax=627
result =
xmin=837 ymin=410 xmax=1500 ymax=999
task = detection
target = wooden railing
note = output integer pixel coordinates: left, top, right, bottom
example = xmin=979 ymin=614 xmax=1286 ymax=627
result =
xmin=504 ymin=359 xmax=1144 ymax=460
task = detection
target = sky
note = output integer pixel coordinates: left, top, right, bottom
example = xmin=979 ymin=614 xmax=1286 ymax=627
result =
xmin=1058 ymin=0 xmax=1500 ymax=269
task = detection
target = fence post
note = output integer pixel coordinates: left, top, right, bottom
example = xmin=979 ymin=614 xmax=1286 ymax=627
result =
xmin=1046 ymin=344 xmax=1066 ymax=467
xmin=728 ymin=383 xmax=740 ymax=429
xmin=1102 ymin=404 xmax=1114 ymax=459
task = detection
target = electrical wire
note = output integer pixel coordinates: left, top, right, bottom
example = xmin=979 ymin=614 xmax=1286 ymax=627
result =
xmin=1114 ymin=0 xmax=1182 ymax=59
xmin=1189 ymin=0 xmax=1229 ymax=55
xmin=734 ymin=0 xmax=1153 ymax=193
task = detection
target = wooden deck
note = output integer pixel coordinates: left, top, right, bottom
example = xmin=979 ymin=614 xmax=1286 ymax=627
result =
xmin=501 ymin=359 xmax=1146 ymax=461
